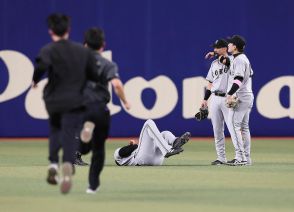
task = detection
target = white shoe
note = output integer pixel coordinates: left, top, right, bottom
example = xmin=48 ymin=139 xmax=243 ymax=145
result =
xmin=80 ymin=121 xmax=95 ymax=143
xmin=86 ymin=188 xmax=98 ymax=194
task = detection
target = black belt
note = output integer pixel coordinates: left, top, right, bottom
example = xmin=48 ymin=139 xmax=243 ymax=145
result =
xmin=214 ymin=92 xmax=226 ymax=97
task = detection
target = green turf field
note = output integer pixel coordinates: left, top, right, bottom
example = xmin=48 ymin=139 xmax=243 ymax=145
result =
xmin=0 ymin=138 xmax=294 ymax=212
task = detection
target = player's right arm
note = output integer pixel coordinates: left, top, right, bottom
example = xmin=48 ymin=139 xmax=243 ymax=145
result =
xmin=205 ymin=51 xmax=216 ymax=59
xmin=32 ymin=46 xmax=51 ymax=87
xmin=201 ymin=82 xmax=212 ymax=108
xmin=106 ymin=61 xmax=131 ymax=110
xmin=200 ymin=62 xmax=214 ymax=108
xmin=111 ymin=78 xmax=131 ymax=110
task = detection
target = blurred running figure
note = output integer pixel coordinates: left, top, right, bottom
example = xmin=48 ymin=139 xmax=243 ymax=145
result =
xmin=114 ymin=119 xmax=191 ymax=166
xmin=78 ymin=27 xmax=131 ymax=194
xmin=32 ymin=13 xmax=99 ymax=194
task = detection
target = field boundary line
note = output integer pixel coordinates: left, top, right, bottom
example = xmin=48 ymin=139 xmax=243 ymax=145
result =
xmin=0 ymin=137 xmax=294 ymax=142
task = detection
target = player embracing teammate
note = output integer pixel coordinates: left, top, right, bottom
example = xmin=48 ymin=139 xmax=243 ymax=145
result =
xmin=200 ymin=39 xmax=232 ymax=165
xmin=225 ymin=35 xmax=254 ymax=166
xmin=200 ymin=35 xmax=254 ymax=166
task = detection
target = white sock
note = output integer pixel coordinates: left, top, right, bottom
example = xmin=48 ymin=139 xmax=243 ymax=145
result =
xmin=48 ymin=163 xmax=58 ymax=170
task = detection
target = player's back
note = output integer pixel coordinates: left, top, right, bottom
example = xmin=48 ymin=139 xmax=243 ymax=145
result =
xmin=41 ymin=40 xmax=94 ymax=112
xmin=83 ymin=51 xmax=119 ymax=104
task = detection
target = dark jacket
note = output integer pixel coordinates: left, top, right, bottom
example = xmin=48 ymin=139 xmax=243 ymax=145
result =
xmin=33 ymin=39 xmax=98 ymax=113
xmin=83 ymin=51 xmax=119 ymax=104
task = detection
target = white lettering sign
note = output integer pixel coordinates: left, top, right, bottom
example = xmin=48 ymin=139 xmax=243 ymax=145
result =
xmin=182 ymin=77 xmax=207 ymax=119
xmin=0 ymin=50 xmax=34 ymax=102
xmin=256 ymin=76 xmax=294 ymax=119
xmin=0 ymin=50 xmax=293 ymax=120
xmin=123 ymin=76 xmax=178 ymax=119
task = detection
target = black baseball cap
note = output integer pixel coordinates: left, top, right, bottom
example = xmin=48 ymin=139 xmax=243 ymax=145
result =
xmin=227 ymin=35 xmax=246 ymax=51
xmin=212 ymin=39 xmax=228 ymax=48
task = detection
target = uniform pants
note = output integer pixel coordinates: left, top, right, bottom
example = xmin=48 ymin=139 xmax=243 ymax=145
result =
xmin=134 ymin=119 xmax=174 ymax=165
xmin=227 ymin=94 xmax=254 ymax=161
xmin=210 ymin=95 xmax=229 ymax=162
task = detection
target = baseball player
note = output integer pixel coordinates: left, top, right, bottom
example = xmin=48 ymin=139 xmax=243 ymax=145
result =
xmin=201 ymin=39 xmax=232 ymax=165
xmin=225 ymin=35 xmax=254 ymax=166
xmin=114 ymin=119 xmax=191 ymax=166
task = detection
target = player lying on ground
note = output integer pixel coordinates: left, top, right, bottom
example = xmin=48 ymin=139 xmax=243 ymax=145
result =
xmin=114 ymin=119 xmax=191 ymax=166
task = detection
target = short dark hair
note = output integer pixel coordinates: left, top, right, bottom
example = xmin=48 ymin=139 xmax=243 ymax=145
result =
xmin=47 ymin=13 xmax=70 ymax=36
xmin=84 ymin=27 xmax=105 ymax=50
xmin=227 ymin=35 xmax=246 ymax=52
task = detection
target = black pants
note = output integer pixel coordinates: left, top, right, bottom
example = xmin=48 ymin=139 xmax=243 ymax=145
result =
xmin=79 ymin=102 xmax=110 ymax=190
xmin=48 ymin=108 xmax=84 ymax=164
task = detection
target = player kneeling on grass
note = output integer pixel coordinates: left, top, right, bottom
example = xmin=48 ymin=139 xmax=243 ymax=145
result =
xmin=114 ymin=119 xmax=191 ymax=166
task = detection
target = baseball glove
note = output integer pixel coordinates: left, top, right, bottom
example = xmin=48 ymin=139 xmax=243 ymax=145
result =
xmin=226 ymin=96 xmax=239 ymax=108
xmin=195 ymin=107 xmax=209 ymax=121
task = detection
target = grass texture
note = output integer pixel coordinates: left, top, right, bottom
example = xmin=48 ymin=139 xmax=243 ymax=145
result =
xmin=0 ymin=138 xmax=293 ymax=212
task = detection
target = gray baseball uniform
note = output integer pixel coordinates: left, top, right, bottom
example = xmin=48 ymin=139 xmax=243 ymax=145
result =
xmin=227 ymin=53 xmax=254 ymax=163
xmin=206 ymin=57 xmax=231 ymax=162
xmin=114 ymin=119 xmax=176 ymax=166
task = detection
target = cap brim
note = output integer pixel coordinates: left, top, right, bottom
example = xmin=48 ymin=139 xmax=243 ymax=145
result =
xmin=212 ymin=44 xmax=227 ymax=48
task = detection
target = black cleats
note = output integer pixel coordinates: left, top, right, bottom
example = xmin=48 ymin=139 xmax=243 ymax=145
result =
xmin=226 ymin=159 xmax=247 ymax=166
xmin=165 ymin=132 xmax=191 ymax=158
xmin=165 ymin=147 xmax=184 ymax=158
xmin=211 ymin=160 xmax=225 ymax=165
xmin=74 ymin=152 xmax=89 ymax=166
xmin=173 ymin=132 xmax=191 ymax=149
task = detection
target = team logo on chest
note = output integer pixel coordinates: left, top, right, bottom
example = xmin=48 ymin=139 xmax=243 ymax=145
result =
xmin=212 ymin=66 xmax=228 ymax=78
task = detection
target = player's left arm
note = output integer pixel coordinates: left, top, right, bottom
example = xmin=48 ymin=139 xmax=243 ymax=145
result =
xmin=228 ymin=58 xmax=245 ymax=92
xmin=118 ymin=143 xmax=138 ymax=158
xmin=226 ymin=59 xmax=245 ymax=103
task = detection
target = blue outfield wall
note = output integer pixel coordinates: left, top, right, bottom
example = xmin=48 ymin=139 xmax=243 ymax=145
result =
xmin=0 ymin=0 xmax=293 ymax=137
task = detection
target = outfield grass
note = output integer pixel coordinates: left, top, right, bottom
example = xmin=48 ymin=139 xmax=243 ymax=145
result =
xmin=0 ymin=138 xmax=294 ymax=212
